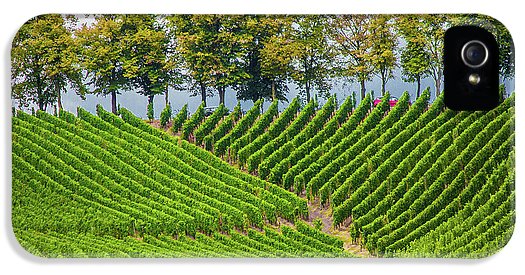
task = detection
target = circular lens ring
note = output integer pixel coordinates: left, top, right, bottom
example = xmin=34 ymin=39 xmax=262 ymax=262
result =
xmin=461 ymin=40 xmax=489 ymax=69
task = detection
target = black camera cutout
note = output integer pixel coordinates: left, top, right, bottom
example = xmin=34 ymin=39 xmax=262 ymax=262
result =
xmin=444 ymin=26 xmax=499 ymax=111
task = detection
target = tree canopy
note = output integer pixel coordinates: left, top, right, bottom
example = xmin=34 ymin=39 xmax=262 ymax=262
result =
xmin=121 ymin=15 xmax=183 ymax=106
xmin=369 ymin=15 xmax=397 ymax=96
xmin=397 ymin=15 xmax=431 ymax=98
xmin=11 ymin=14 xmax=514 ymax=114
xmin=168 ymin=15 xmax=251 ymax=106
xmin=235 ymin=15 xmax=291 ymax=103
xmin=12 ymin=14 xmax=86 ymax=112
xmin=290 ymin=15 xmax=335 ymax=103
xmin=76 ymin=15 xmax=128 ymax=114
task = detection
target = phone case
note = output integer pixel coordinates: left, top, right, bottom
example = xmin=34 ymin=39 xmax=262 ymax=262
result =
xmin=11 ymin=14 xmax=514 ymax=258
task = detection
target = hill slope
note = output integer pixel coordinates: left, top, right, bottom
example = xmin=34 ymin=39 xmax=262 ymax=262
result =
xmin=12 ymin=92 xmax=515 ymax=258
xmin=174 ymin=92 xmax=515 ymax=257
xmin=12 ymin=107 xmax=351 ymax=257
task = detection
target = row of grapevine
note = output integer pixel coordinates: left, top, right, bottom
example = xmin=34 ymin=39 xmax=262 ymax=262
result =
xmin=281 ymin=94 xmax=371 ymax=189
xmin=181 ymin=102 xmax=205 ymax=140
xmin=13 ymin=105 xmax=349 ymax=257
xmin=258 ymin=96 xmax=335 ymax=179
xmin=358 ymin=114 xmax=479 ymax=242
xmin=12 ymin=163 xmax=132 ymax=238
xmin=347 ymin=109 xmax=465 ymax=237
xmin=280 ymin=226 xmax=346 ymax=255
xmin=214 ymin=99 xmax=263 ymax=156
xmin=404 ymin=158 xmax=509 ymax=251
xmin=379 ymin=121 xmax=513 ymax=253
xmin=203 ymin=103 xmax=242 ymax=150
xmin=237 ymin=98 xmax=300 ymax=167
xmin=14 ymin=224 xmax=351 ymax=258
xmin=14 ymin=107 xmax=306 ymax=235
xmin=14 ymin=116 xmax=202 ymax=236
xmin=185 ymin=90 xmax=514 ymax=257
xmin=178 ymin=139 xmax=309 ymax=219
xmin=295 ymin=92 xmax=410 ymax=197
xmin=396 ymin=147 xmax=515 ymax=257
xmin=13 ymin=88 xmax=515 ymax=257
xmin=12 ymin=137 xmax=173 ymax=236
xmin=248 ymin=99 xmax=318 ymax=174
xmin=95 ymin=107 xmax=277 ymax=227
xmin=292 ymin=92 xmax=393 ymax=194
xmin=51 ymin=109 xmax=253 ymax=231
xmin=313 ymin=92 xmax=425 ymax=204
xmin=169 ymin=104 xmax=187 ymax=133
xmin=370 ymin=104 xmax=512 ymax=244
xmin=269 ymin=96 xmax=354 ymax=185
xmin=359 ymin=96 xmax=514 ymax=253
xmin=229 ymin=100 xmax=279 ymax=161
xmin=116 ymin=106 xmax=308 ymax=219
xmin=194 ymin=104 xmax=228 ymax=144
xmin=294 ymin=220 xmax=344 ymax=248
xmin=330 ymin=92 xmax=440 ymax=224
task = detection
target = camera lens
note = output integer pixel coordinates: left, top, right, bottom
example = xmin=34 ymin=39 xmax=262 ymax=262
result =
xmin=461 ymin=40 xmax=488 ymax=68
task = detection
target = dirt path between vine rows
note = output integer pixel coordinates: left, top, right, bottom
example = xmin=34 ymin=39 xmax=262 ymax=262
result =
xmin=304 ymin=197 xmax=373 ymax=258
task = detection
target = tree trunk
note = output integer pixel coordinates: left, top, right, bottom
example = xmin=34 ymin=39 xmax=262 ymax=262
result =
xmin=200 ymin=83 xmax=207 ymax=107
xmin=271 ymin=80 xmax=276 ymax=101
xmin=360 ymin=79 xmax=366 ymax=100
xmin=380 ymin=69 xmax=387 ymax=96
xmin=416 ymin=75 xmax=421 ymax=98
xmin=38 ymin=95 xmax=45 ymax=111
xmin=165 ymin=89 xmax=169 ymax=106
xmin=435 ymin=70 xmax=443 ymax=97
xmin=305 ymin=82 xmax=311 ymax=102
xmin=381 ymin=78 xmax=386 ymax=97
xmin=111 ymin=90 xmax=117 ymax=114
xmin=148 ymin=94 xmax=154 ymax=105
xmin=57 ymin=91 xmax=63 ymax=111
xmin=36 ymin=76 xmax=45 ymax=111
xmin=218 ymin=87 xmax=225 ymax=105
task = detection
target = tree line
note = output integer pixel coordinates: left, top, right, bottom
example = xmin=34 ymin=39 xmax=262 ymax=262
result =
xmin=11 ymin=14 xmax=513 ymax=115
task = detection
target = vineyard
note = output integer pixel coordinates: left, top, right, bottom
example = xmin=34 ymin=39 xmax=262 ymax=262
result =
xmin=12 ymin=91 xmax=514 ymax=258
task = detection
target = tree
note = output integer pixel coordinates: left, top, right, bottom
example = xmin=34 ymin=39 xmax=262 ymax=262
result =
xmin=235 ymin=15 xmax=291 ymax=103
xmin=76 ymin=15 xmax=128 ymax=114
xmin=420 ymin=15 xmax=448 ymax=97
xmin=168 ymin=15 xmax=250 ymax=106
xmin=289 ymin=15 xmax=334 ymax=103
xmin=12 ymin=14 xmax=86 ymax=111
xmin=330 ymin=15 xmax=375 ymax=101
xmin=397 ymin=16 xmax=431 ymax=98
xmin=121 ymin=15 xmax=184 ymax=111
xmin=260 ymin=33 xmax=295 ymax=101
xmin=213 ymin=16 xmax=252 ymax=106
xmin=369 ymin=15 xmax=397 ymax=96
